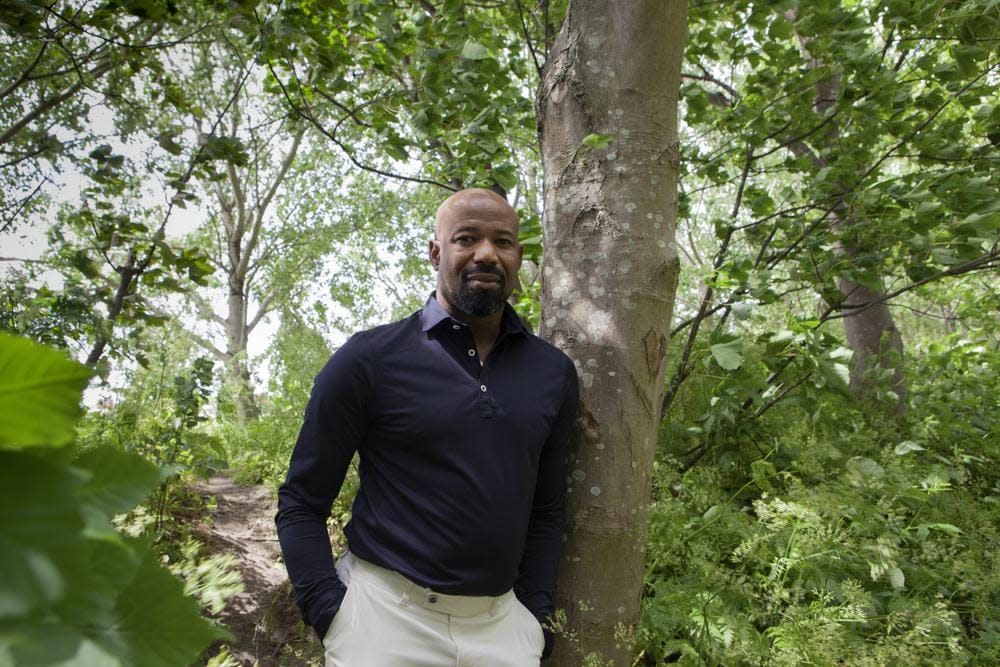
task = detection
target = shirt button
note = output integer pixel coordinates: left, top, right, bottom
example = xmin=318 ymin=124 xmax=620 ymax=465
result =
xmin=467 ymin=349 xmax=475 ymax=356
xmin=452 ymin=324 xmax=460 ymax=330
xmin=481 ymin=385 xmax=487 ymax=392
xmin=428 ymin=594 xmax=438 ymax=604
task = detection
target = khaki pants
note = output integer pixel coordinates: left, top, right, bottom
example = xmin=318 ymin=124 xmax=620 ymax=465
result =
xmin=324 ymin=553 xmax=544 ymax=666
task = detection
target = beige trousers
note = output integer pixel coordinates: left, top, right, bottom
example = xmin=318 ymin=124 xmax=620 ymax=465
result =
xmin=323 ymin=553 xmax=544 ymax=666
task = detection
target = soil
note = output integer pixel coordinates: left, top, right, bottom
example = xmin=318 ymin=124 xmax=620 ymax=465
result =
xmin=190 ymin=475 xmax=323 ymax=666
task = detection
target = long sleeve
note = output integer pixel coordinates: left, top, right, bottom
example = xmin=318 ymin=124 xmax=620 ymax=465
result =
xmin=514 ymin=357 xmax=579 ymax=658
xmin=275 ymin=333 xmax=373 ymax=639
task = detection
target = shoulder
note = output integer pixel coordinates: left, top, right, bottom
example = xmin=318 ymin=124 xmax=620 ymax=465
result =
xmin=344 ymin=310 xmax=423 ymax=354
xmin=317 ymin=311 xmax=421 ymax=380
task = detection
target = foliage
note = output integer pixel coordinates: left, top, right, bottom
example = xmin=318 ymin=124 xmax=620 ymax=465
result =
xmin=2 ymin=144 xmax=216 ymax=368
xmin=3 ymin=0 xmax=999 ymax=663
xmin=641 ymin=332 xmax=1000 ymax=665
xmin=77 ymin=328 xmax=222 ymax=478
xmin=0 ymin=333 xmax=227 ymax=666
xmin=666 ymin=0 xmax=1000 ymax=415
xmin=166 ymin=539 xmax=245 ymax=616
xmin=261 ymin=0 xmax=545 ymax=192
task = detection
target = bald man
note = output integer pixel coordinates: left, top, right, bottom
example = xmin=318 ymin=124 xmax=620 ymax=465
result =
xmin=277 ymin=189 xmax=579 ymax=665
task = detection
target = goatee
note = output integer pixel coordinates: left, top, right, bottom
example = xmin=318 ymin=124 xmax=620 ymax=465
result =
xmin=455 ymin=266 xmax=506 ymax=316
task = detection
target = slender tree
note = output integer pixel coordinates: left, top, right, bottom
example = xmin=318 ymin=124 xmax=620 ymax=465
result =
xmin=537 ymin=2 xmax=688 ymax=663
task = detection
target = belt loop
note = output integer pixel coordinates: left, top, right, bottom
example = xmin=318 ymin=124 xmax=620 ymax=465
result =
xmin=396 ymin=579 xmax=416 ymax=608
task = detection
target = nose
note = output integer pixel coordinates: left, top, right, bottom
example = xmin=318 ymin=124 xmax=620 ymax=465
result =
xmin=473 ymin=239 xmax=499 ymax=265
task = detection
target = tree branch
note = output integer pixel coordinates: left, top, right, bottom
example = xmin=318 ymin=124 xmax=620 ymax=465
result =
xmin=184 ymin=290 xmax=228 ymax=329
xmin=513 ymin=0 xmax=543 ymax=74
xmin=246 ymin=289 xmax=278 ymax=334
xmin=84 ymin=60 xmax=254 ymax=366
xmin=0 ymin=41 xmax=50 ymax=99
xmin=265 ymin=61 xmax=457 ymax=191
xmin=824 ymin=249 xmax=999 ymax=321
xmin=661 ymin=146 xmax=754 ymax=420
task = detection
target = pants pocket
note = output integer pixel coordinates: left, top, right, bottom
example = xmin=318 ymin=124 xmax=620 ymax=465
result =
xmin=515 ymin=599 xmax=545 ymax=657
xmin=323 ymin=580 xmax=359 ymax=651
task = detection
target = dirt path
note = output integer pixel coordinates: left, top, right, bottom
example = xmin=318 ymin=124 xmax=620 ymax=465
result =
xmin=191 ymin=475 xmax=322 ymax=666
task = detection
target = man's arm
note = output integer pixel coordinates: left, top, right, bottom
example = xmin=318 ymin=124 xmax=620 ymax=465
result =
xmin=275 ymin=333 xmax=373 ymax=640
xmin=514 ymin=357 xmax=579 ymax=659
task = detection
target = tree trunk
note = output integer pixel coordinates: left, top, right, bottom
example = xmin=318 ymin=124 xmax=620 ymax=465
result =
xmin=537 ymin=2 xmax=687 ymax=664
xmin=225 ymin=270 xmax=258 ymax=423
xmin=790 ymin=16 xmax=907 ymax=413
xmin=837 ymin=276 xmax=906 ymax=410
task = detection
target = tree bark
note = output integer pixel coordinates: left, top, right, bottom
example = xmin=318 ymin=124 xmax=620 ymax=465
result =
xmin=837 ymin=276 xmax=906 ymax=410
xmin=537 ymin=2 xmax=687 ymax=664
xmin=225 ymin=265 xmax=259 ymax=423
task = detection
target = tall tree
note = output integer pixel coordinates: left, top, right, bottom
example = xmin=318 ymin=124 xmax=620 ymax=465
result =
xmin=0 ymin=1 xmax=247 ymax=366
xmin=537 ymin=2 xmax=688 ymax=663
xmin=185 ymin=93 xmax=306 ymax=421
xmin=665 ymin=0 xmax=999 ymax=420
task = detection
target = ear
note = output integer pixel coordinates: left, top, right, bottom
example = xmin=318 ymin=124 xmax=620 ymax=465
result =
xmin=428 ymin=238 xmax=440 ymax=270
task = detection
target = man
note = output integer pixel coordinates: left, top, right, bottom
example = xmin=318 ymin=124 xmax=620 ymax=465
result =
xmin=276 ymin=188 xmax=579 ymax=665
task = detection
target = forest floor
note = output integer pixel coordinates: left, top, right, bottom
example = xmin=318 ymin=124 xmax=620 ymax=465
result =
xmin=189 ymin=475 xmax=324 ymax=666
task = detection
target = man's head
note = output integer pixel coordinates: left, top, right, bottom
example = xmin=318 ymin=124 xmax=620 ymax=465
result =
xmin=429 ymin=188 xmax=522 ymax=320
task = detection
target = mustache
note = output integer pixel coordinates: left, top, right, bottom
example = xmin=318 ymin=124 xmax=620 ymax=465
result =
xmin=462 ymin=264 xmax=506 ymax=282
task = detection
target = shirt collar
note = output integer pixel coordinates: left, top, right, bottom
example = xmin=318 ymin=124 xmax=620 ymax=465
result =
xmin=420 ymin=293 xmax=528 ymax=338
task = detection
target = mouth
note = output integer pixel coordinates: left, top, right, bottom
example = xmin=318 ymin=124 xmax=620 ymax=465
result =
xmin=463 ymin=268 xmax=504 ymax=287
xmin=466 ymin=273 xmax=501 ymax=284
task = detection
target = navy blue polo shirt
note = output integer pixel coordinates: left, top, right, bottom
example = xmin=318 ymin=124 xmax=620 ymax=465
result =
xmin=276 ymin=296 xmax=579 ymax=640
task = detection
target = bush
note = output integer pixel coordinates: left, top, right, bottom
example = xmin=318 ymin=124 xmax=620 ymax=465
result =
xmin=639 ymin=335 xmax=1000 ymax=665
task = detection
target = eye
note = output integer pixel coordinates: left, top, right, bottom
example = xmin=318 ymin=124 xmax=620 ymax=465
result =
xmin=455 ymin=235 xmax=475 ymax=245
xmin=496 ymin=238 xmax=514 ymax=247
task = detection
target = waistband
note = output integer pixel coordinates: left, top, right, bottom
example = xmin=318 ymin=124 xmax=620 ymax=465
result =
xmin=340 ymin=552 xmax=513 ymax=618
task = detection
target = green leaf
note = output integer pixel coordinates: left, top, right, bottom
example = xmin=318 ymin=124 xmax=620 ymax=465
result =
xmin=111 ymin=546 xmax=229 ymax=666
xmin=893 ymin=440 xmax=925 ymax=456
xmin=918 ymin=523 xmax=963 ymax=536
xmin=844 ymin=457 xmax=884 ymax=487
xmin=199 ymin=136 xmax=249 ymax=167
xmin=820 ymin=359 xmax=851 ymax=396
xmin=156 ymin=131 xmax=184 ymax=156
xmin=0 ymin=450 xmax=85 ymax=617
xmin=750 ymin=459 xmax=776 ymax=493
xmin=75 ymin=448 xmax=164 ymax=538
xmin=582 ymin=133 xmax=614 ymax=150
xmin=88 ymin=145 xmax=113 ymax=161
xmin=710 ymin=339 xmax=744 ymax=371
xmin=492 ymin=165 xmax=518 ymax=192
xmin=0 ymin=335 xmax=92 ymax=449
xmin=768 ymin=17 xmax=794 ymax=40
xmin=461 ymin=40 xmax=491 ymax=60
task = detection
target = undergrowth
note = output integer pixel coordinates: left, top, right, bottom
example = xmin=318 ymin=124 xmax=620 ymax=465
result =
xmin=640 ymin=337 xmax=1000 ymax=665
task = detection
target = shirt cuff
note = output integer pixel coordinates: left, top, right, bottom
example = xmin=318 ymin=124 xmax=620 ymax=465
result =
xmin=541 ymin=625 xmax=554 ymax=660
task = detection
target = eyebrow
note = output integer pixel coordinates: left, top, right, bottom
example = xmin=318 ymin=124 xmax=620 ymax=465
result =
xmin=451 ymin=225 xmax=517 ymax=238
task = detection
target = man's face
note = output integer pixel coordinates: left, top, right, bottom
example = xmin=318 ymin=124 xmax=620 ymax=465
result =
xmin=429 ymin=190 xmax=523 ymax=319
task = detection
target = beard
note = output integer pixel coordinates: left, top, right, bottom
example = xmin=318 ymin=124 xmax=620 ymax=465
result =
xmin=453 ymin=265 xmax=507 ymax=316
